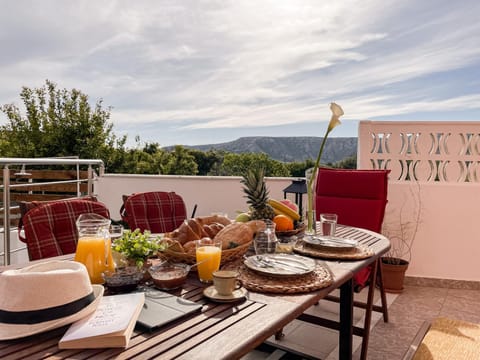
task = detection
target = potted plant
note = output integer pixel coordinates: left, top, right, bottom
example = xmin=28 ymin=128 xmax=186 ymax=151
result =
xmin=381 ymin=183 xmax=422 ymax=293
xmin=112 ymin=228 xmax=160 ymax=268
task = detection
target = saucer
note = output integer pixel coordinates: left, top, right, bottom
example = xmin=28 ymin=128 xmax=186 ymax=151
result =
xmin=203 ymin=286 xmax=247 ymax=303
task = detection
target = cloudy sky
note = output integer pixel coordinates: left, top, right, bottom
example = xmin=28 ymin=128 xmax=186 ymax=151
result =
xmin=1 ymin=0 xmax=479 ymax=147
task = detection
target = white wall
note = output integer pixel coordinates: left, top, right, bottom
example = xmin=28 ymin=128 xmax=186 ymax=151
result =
xmin=96 ymin=174 xmax=297 ymax=221
xmin=359 ymin=120 xmax=480 ymax=282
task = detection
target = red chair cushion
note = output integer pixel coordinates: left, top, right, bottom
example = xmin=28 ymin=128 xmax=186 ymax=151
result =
xmin=22 ymin=200 xmax=110 ymax=260
xmin=315 ymin=168 xmax=390 ymax=233
xmin=17 ymin=195 xmax=98 ymax=244
xmin=120 ymin=192 xmax=187 ymax=233
xmin=315 ymin=168 xmax=390 ymax=287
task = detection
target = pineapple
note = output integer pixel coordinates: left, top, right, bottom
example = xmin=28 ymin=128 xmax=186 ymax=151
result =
xmin=241 ymin=167 xmax=275 ymax=220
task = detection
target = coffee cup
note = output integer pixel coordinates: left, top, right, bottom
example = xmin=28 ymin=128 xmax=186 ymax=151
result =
xmin=212 ymin=270 xmax=242 ymax=296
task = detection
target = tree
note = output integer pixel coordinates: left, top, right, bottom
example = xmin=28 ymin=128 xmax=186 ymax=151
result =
xmin=219 ymin=152 xmax=290 ymax=177
xmin=188 ymin=149 xmax=225 ymax=175
xmin=163 ymin=145 xmax=198 ymax=175
xmin=0 ymin=80 xmax=116 ymax=159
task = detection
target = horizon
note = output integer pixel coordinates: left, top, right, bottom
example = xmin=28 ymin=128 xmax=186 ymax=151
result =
xmin=1 ymin=1 xmax=479 ymax=147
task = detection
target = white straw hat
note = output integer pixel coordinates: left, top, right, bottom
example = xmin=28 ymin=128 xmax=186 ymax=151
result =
xmin=0 ymin=260 xmax=104 ymax=340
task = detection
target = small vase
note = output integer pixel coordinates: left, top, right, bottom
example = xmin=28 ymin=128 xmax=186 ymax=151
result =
xmin=305 ymin=173 xmax=317 ymax=235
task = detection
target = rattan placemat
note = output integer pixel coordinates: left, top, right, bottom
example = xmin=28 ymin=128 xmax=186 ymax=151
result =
xmin=293 ymin=243 xmax=374 ymax=260
xmin=223 ymin=263 xmax=333 ymax=294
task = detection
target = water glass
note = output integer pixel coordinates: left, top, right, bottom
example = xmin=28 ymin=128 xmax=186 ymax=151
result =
xmin=110 ymin=224 xmax=124 ymax=242
xmin=320 ymin=213 xmax=337 ymax=236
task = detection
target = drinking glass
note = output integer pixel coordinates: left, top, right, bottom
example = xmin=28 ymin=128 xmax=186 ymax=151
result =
xmin=74 ymin=213 xmax=114 ymax=284
xmin=110 ymin=224 xmax=124 ymax=242
xmin=320 ymin=213 xmax=337 ymax=236
xmin=195 ymin=238 xmax=222 ymax=283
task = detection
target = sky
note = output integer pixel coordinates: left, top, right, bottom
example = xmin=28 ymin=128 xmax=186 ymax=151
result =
xmin=0 ymin=0 xmax=479 ymax=147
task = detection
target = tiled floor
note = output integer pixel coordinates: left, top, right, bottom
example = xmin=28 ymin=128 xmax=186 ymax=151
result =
xmin=243 ymin=281 xmax=480 ymax=359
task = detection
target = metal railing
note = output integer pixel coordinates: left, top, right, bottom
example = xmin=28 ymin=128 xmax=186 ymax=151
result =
xmin=0 ymin=157 xmax=104 ymax=265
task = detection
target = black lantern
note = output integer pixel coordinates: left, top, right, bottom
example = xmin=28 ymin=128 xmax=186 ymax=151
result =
xmin=282 ymin=179 xmax=307 ymax=218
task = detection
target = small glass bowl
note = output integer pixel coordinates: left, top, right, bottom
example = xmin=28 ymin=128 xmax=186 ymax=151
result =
xmin=148 ymin=262 xmax=190 ymax=290
xmin=102 ymin=266 xmax=145 ymax=293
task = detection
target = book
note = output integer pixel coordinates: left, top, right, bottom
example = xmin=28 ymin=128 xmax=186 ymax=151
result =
xmin=58 ymin=292 xmax=145 ymax=349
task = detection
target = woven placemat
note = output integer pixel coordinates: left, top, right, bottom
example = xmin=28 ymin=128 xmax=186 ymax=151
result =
xmin=223 ymin=262 xmax=333 ymax=294
xmin=293 ymin=243 xmax=374 ymax=260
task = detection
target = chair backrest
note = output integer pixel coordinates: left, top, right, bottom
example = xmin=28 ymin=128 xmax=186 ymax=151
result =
xmin=315 ymin=168 xmax=390 ymax=233
xmin=120 ymin=191 xmax=187 ymax=233
xmin=22 ymin=200 xmax=110 ymax=260
xmin=17 ymin=195 xmax=98 ymax=243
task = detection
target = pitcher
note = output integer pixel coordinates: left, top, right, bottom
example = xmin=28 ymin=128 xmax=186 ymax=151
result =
xmin=74 ymin=213 xmax=114 ymax=284
xmin=253 ymin=220 xmax=278 ymax=255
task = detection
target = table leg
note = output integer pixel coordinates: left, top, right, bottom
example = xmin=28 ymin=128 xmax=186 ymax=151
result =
xmin=339 ymin=278 xmax=354 ymax=360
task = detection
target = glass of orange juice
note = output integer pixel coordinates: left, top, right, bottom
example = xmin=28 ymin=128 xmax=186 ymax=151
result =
xmin=195 ymin=238 xmax=222 ymax=283
xmin=74 ymin=213 xmax=114 ymax=284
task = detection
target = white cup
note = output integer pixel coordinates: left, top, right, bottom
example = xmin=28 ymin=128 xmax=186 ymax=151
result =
xmin=320 ymin=213 xmax=337 ymax=236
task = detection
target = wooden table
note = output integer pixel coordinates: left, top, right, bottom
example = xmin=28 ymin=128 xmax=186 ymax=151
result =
xmin=0 ymin=225 xmax=390 ymax=360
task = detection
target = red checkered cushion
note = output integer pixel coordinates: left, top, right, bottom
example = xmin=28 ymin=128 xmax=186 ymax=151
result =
xmin=22 ymin=200 xmax=110 ymax=260
xmin=17 ymin=196 xmax=98 ymax=243
xmin=120 ymin=192 xmax=187 ymax=233
xmin=315 ymin=167 xmax=390 ymax=287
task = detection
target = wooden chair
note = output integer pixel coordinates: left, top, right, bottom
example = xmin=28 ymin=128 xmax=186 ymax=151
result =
xmin=298 ymin=167 xmax=390 ymax=360
xmin=20 ymin=199 xmax=110 ymax=260
xmin=120 ymin=191 xmax=187 ymax=233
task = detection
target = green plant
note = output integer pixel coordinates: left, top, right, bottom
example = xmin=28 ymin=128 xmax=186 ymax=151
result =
xmin=112 ymin=229 xmax=160 ymax=267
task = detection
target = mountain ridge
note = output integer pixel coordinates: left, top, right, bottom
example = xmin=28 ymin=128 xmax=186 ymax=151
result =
xmin=166 ymin=136 xmax=357 ymax=163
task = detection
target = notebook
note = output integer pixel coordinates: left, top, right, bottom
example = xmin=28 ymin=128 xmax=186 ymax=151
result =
xmin=136 ymin=289 xmax=202 ymax=330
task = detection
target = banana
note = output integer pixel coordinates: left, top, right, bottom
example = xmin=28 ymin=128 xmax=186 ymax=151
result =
xmin=268 ymin=199 xmax=301 ymax=221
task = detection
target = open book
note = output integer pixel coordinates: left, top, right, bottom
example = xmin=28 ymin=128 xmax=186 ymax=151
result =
xmin=59 ymin=292 xmax=145 ymax=349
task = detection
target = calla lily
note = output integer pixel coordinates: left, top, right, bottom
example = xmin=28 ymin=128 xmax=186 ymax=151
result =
xmin=328 ymin=102 xmax=343 ymax=132
xmin=306 ymin=102 xmax=344 ymax=234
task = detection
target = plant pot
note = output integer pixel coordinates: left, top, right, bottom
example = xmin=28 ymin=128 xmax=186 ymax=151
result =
xmin=381 ymin=257 xmax=409 ymax=293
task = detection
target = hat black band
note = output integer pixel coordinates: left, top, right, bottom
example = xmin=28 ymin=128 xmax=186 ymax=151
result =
xmin=0 ymin=292 xmax=95 ymax=325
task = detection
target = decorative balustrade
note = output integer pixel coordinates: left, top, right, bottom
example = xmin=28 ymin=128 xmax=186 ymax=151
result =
xmin=358 ymin=121 xmax=480 ymax=183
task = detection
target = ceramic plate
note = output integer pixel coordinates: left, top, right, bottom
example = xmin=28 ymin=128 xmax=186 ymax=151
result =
xmin=243 ymin=254 xmax=316 ymax=277
xmin=304 ymin=235 xmax=358 ymax=250
xmin=203 ymin=286 xmax=248 ymax=303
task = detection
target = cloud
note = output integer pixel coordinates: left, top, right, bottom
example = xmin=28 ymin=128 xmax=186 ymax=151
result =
xmin=1 ymin=0 xmax=479 ymax=146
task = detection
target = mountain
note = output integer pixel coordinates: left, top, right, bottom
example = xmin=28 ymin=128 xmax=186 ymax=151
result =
xmin=169 ymin=136 xmax=357 ymax=163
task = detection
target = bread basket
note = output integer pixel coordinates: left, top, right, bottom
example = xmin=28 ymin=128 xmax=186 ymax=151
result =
xmin=160 ymin=240 xmax=252 ymax=266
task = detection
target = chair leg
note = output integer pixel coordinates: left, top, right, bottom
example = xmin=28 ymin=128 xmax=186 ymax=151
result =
xmin=360 ymin=259 xmax=378 ymax=360
xmin=377 ymin=258 xmax=389 ymax=323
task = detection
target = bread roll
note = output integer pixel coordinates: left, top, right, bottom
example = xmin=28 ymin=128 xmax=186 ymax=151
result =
xmin=214 ymin=222 xmax=254 ymax=250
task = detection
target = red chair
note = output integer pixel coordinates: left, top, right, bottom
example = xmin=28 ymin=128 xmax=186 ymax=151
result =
xmin=308 ymin=167 xmax=390 ymax=360
xmin=120 ymin=191 xmax=187 ymax=233
xmin=21 ymin=199 xmax=110 ymax=260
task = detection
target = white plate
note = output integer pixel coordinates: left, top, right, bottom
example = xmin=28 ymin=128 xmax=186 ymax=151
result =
xmin=244 ymin=254 xmax=316 ymax=277
xmin=203 ymin=286 xmax=248 ymax=303
xmin=304 ymin=235 xmax=358 ymax=250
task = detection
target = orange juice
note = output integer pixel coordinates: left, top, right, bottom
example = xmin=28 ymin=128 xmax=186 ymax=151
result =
xmin=74 ymin=236 xmax=114 ymax=284
xmin=196 ymin=245 xmax=221 ymax=283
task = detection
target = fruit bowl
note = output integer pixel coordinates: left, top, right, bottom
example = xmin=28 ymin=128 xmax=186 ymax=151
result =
xmin=275 ymin=222 xmax=306 ymax=237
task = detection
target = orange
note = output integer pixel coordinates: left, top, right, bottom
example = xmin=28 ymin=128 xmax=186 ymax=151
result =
xmin=273 ymin=214 xmax=294 ymax=231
